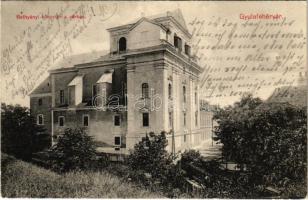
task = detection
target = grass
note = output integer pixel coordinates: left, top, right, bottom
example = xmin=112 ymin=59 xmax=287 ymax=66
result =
xmin=1 ymin=154 xmax=163 ymax=198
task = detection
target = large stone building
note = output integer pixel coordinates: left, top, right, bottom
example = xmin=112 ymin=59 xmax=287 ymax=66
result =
xmin=29 ymin=9 xmax=214 ymax=153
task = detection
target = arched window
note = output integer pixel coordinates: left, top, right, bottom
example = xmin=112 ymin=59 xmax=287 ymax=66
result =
xmin=174 ymin=34 xmax=182 ymax=51
xmin=119 ymin=37 xmax=126 ymax=52
xmin=142 ymin=83 xmax=149 ymax=98
xmin=183 ymin=86 xmax=186 ymax=103
xmin=168 ymin=83 xmax=172 ymax=99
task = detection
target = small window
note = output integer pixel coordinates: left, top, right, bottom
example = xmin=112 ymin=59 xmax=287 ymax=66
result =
xmin=183 ymin=112 xmax=186 ymax=126
xmin=37 ymin=114 xmax=44 ymax=125
xmin=114 ymin=136 xmax=121 ymax=146
xmin=184 ymin=134 xmax=187 ymax=142
xmin=185 ymin=44 xmax=191 ymax=55
xmin=38 ymin=98 xmax=42 ymax=106
xmin=114 ymin=115 xmax=120 ymax=126
xmin=143 ymin=113 xmax=149 ymax=127
xmin=60 ymin=90 xmax=65 ymax=104
xmin=183 ymin=86 xmax=186 ymax=103
xmin=59 ymin=116 xmax=65 ymax=127
xmin=119 ymin=37 xmax=126 ymax=52
xmin=168 ymin=83 xmax=172 ymax=99
xmin=174 ymin=35 xmax=182 ymax=51
xmin=142 ymin=83 xmax=149 ymax=98
xmin=195 ymin=92 xmax=197 ymax=105
xmin=83 ymin=115 xmax=89 ymax=127
xmin=169 ymin=112 xmax=173 ymax=128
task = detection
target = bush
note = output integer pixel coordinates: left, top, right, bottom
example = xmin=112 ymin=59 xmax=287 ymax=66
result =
xmin=214 ymin=94 xmax=307 ymax=186
xmin=127 ymin=131 xmax=186 ymax=196
xmin=1 ymin=103 xmax=47 ymax=160
xmin=48 ymin=127 xmax=98 ymax=172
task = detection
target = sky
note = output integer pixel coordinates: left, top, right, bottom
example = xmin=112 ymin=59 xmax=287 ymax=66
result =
xmin=1 ymin=1 xmax=307 ymax=107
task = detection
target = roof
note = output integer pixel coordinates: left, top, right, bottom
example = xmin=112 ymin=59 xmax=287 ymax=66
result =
xmin=267 ymin=85 xmax=307 ymax=107
xmin=151 ymin=9 xmax=188 ymax=31
xmin=68 ymin=75 xmax=83 ymax=86
xmin=97 ymin=72 xmax=112 ymax=83
xmin=107 ymin=9 xmax=190 ymax=37
xmin=51 ymin=50 xmax=109 ymax=70
xmin=29 ymin=76 xmax=51 ymax=95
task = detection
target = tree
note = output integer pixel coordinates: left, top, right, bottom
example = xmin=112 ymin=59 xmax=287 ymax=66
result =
xmin=1 ymin=103 xmax=46 ymax=160
xmin=48 ymin=127 xmax=97 ymax=172
xmin=214 ymin=94 xmax=307 ymax=186
xmin=127 ymin=131 xmax=185 ymax=193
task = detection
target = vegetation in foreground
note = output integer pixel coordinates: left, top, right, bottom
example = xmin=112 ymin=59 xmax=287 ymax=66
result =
xmin=1 ymin=153 xmax=163 ymax=198
xmin=1 ymin=96 xmax=307 ymax=198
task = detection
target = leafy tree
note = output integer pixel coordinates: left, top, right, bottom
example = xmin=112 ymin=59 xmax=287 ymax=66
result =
xmin=48 ymin=127 xmax=97 ymax=172
xmin=214 ymin=94 xmax=307 ymax=187
xmin=127 ymin=131 xmax=172 ymax=178
xmin=127 ymin=131 xmax=185 ymax=193
xmin=1 ymin=103 xmax=46 ymax=160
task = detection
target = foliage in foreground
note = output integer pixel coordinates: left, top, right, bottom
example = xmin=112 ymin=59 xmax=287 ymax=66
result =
xmin=127 ymin=131 xmax=186 ymax=197
xmin=48 ymin=127 xmax=99 ymax=172
xmin=1 ymin=103 xmax=49 ymax=160
xmin=1 ymin=153 xmax=162 ymax=198
xmin=180 ymin=149 xmax=307 ymax=198
xmin=214 ymin=94 xmax=307 ymax=192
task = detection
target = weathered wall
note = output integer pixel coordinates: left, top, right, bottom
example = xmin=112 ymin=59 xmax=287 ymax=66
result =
xmin=53 ymin=109 xmax=127 ymax=147
xmin=128 ymin=20 xmax=165 ymax=50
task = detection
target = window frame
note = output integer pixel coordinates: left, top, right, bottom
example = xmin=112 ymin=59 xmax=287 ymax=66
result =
xmin=185 ymin=44 xmax=191 ymax=55
xmin=114 ymin=115 xmax=121 ymax=126
xmin=38 ymin=98 xmax=43 ymax=106
xmin=58 ymin=116 xmax=65 ymax=127
xmin=83 ymin=114 xmax=90 ymax=127
xmin=118 ymin=37 xmax=127 ymax=52
xmin=142 ymin=112 xmax=149 ymax=127
xmin=37 ymin=114 xmax=44 ymax=125
xmin=60 ymin=90 xmax=65 ymax=104
xmin=168 ymin=83 xmax=172 ymax=99
xmin=169 ymin=112 xmax=173 ymax=128
xmin=141 ymin=83 xmax=149 ymax=99
xmin=114 ymin=136 xmax=121 ymax=146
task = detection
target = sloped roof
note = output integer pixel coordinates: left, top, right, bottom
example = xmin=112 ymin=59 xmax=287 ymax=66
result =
xmin=108 ymin=9 xmax=189 ymax=35
xmin=68 ymin=75 xmax=83 ymax=86
xmin=151 ymin=9 xmax=188 ymax=31
xmin=51 ymin=50 xmax=109 ymax=70
xmin=97 ymin=72 xmax=112 ymax=83
xmin=267 ymin=85 xmax=307 ymax=107
xmin=30 ymin=76 xmax=51 ymax=95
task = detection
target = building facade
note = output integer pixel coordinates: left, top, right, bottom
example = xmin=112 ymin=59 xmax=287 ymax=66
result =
xmin=29 ymin=10 xmax=214 ymax=152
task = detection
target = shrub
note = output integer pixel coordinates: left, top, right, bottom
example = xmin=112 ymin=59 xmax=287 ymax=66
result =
xmin=1 ymin=103 xmax=47 ymax=160
xmin=127 ymin=131 xmax=186 ymax=195
xmin=214 ymin=94 xmax=307 ymax=186
xmin=48 ymin=127 xmax=97 ymax=172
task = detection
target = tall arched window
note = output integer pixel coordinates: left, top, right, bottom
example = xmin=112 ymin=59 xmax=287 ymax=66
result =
xmin=183 ymin=86 xmax=186 ymax=103
xmin=142 ymin=83 xmax=149 ymax=98
xmin=119 ymin=37 xmax=126 ymax=52
xmin=168 ymin=83 xmax=172 ymax=99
